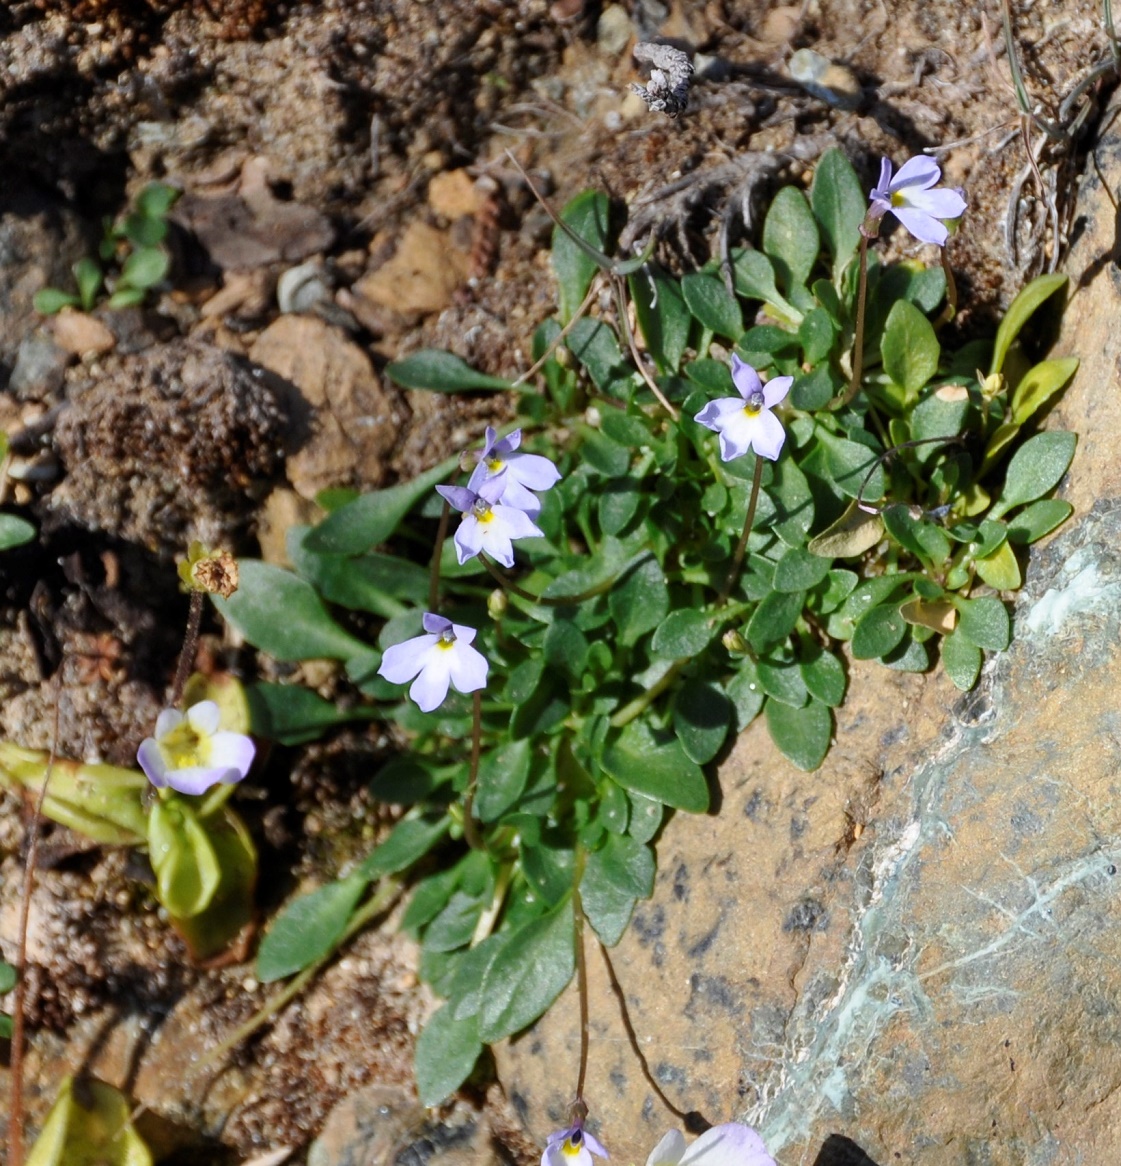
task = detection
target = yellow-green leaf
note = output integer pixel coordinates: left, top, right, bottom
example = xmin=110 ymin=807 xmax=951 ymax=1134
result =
xmin=808 ymin=502 xmax=885 ymax=558
xmin=974 ymin=540 xmax=1022 ymax=590
xmin=148 ymin=799 xmax=222 ymax=919
xmin=27 ymin=1077 xmax=152 ymax=1166
xmin=990 ymin=273 xmax=1067 ymax=376
xmin=1010 ymin=357 xmax=1078 ymax=426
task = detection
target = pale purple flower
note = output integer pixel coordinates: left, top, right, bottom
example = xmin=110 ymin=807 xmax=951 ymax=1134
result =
xmin=377 ymin=613 xmax=488 ymax=712
xmin=137 ymin=700 xmax=255 ymax=797
xmin=436 ymin=472 xmax=544 ymax=567
xmin=868 ymin=156 xmax=967 ymax=247
xmin=694 ymin=356 xmax=792 ymax=462
xmin=543 ymin=1124 xmax=609 ymax=1166
xmin=646 ymin=1123 xmax=776 ymax=1166
xmin=467 ymin=427 xmax=561 ymax=519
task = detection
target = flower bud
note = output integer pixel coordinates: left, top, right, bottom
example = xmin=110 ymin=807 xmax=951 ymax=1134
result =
xmin=178 ymin=542 xmax=239 ymax=598
xmin=722 ymin=628 xmax=748 ymax=655
xmin=487 ymin=589 xmax=508 ymax=619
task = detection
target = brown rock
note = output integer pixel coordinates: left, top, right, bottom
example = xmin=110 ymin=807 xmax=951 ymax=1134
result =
xmin=249 ymin=315 xmax=398 ymax=498
xmin=495 ymin=99 xmax=1121 ymax=1166
xmin=352 ymin=221 xmax=471 ymax=317
xmin=428 ymin=169 xmax=482 ymax=219
xmin=49 ymin=309 xmax=116 ymax=357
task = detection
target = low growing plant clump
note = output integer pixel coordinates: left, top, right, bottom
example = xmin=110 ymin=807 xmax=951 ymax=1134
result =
xmin=0 ymin=147 xmax=1079 ymax=1154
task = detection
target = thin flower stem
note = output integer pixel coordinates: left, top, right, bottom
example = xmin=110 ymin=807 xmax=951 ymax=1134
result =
xmin=194 ymin=877 xmax=401 ymax=1070
xmin=839 ymin=232 xmax=870 ymax=407
xmin=941 ymin=248 xmax=958 ymax=320
xmin=8 ymin=677 xmax=61 ymax=1166
xmin=597 ymin=937 xmax=710 ymax=1133
xmin=717 ymin=455 xmax=764 ymax=608
xmin=480 ymin=555 xmax=621 ymax=607
xmin=461 ymin=690 xmax=485 ymax=852
xmin=513 ymin=278 xmax=601 ymax=388
xmin=170 ymin=590 xmax=204 ymax=706
xmin=572 ymin=844 xmax=590 ymax=1109
xmin=429 ymin=499 xmax=451 ymax=613
xmin=612 ymin=277 xmax=679 ymax=420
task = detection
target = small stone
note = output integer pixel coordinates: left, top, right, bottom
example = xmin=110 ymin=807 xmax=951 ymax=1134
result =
xmin=597 ymin=4 xmax=633 ymax=56
xmin=428 ymin=169 xmax=481 ymax=219
xmin=351 ymin=221 xmax=470 ymax=317
xmin=788 ymin=48 xmax=863 ymax=110
xmin=49 ymin=309 xmax=116 ymax=358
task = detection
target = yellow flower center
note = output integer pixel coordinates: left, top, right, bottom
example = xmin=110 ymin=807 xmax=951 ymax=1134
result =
xmin=486 ymin=456 xmax=505 ymax=473
xmin=160 ymin=720 xmax=208 ymax=769
xmin=891 ymin=190 xmax=906 ymax=207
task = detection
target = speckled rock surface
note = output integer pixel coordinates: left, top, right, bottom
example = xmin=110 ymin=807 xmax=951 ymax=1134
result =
xmin=494 ymin=105 xmax=1121 ymax=1166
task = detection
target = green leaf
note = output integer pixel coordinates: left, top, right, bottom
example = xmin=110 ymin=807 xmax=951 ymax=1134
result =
xmin=544 ymin=619 xmax=590 ymax=680
xmin=800 ymin=645 xmax=846 ymax=706
xmin=73 ymin=257 xmax=103 ymax=310
xmin=257 ymin=870 xmax=369 ymax=982
xmin=989 ymin=430 xmax=1077 ymax=521
xmin=626 ymin=791 xmax=663 ymax=844
xmin=792 ymin=364 xmax=839 ymax=410
xmin=881 ymin=300 xmax=939 ymax=397
xmin=1010 ymin=357 xmax=1078 ymax=426
xmin=214 ymin=560 xmax=368 ymax=661
xmin=810 ymin=148 xmax=866 ymax=281
xmin=765 ymin=697 xmax=833 ymax=771
xmin=0 ymin=514 xmax=36 ymax=551
xmin=385 ymin=350 xmax=515 ymax=393
xmin=881 ymin=505 xmax=951 ymax=565
xmin=105 ymin=286 xmax=146 ymax=309
xmin=732 ymin=249 xmax=802 ymax=324
xmin=768 ymin=456 xmax=816 ymax=546
xmin=0 ymin=961 xmax=15 ymax=994
xmin=756 ymin=653 xmax=809 ymax=707
xmin=942 ymin=629 xmax=983 ymax=690
xmin=587 ymin=833 xmax=655 ymax=898
xmin=581 ymin=425 xmax=631 ymax=476
xmin=554 ymin=190 xmax=610 ymax=321
xmin=26 ymin=1076 xmax=153 ymax=1166
xmin=990 ymin=273 xmax=1067 ymax=375
xmin=746 ymin=589 xmax=805 ymax=652
xmin=304 ymin=454 xmax=461 ymax=554
xmin=726 ymin=661 xmax=765 ymax=730
xmin=478 ymin=899 xmax=575 ymax=1041
xmin=773 ymin=547 xmax=832 ymax=592
xmin=673 ymin=680 xmax=731 ymax=764
xmin=681 ymin=272 xmax=743 ymax=338
xmin=121 ymin=211 xmax=167 ymax=247
xmin=851 ymin=602 xmax=907 ymax=660
xmin=148 ymin=799 xmax=222 ymax=920
xmin=135 ymin=181 xmax=180 ymax=219
xmin=246 ymin=682 xmax=374 ymax=745
xmin=602 ymin=720 xmax=709 ymax=811
xmin=415 ymin=1004 xmax=483 ymax=1106
xmin=360 ymin=815 xmax=451 ymax=880
xmin=476 ymin=738 xmax=532 ymax=823
xmin=1006 ymin=499 xmax=1073 ymax=545
xmin=630 ymin=265 xmax=691 ymax=372
xmin=609 ymin=556 xmax=669 ymax=645
xmin=424 ymin=890 xmax=487 ymax=953
xmin=651 ymin=608 xmax=714 ymax=658
xmin=523 ymin=840 xmax=576 ymax=906
xmin=763 ymin=186 xmax=820 ymax=292
xmin=118 ymin=245 xmax=170 ymax=290
xmin=580 ymin=860 xmax=636 ymax=946
xmin=974 ymin=540 xmax=1022 ymax=590
xmin=799 ymin=307 xmax=836 ymax=364
xmin=955 ymin=596 xmax=1010 ymax=651
xmin=290 ymin=540 xmax=426 ymax=620
xmin=33 ymin=287 xmax=79 ymax=314
xmin=824 ymin=438 xmax=885 ymax=502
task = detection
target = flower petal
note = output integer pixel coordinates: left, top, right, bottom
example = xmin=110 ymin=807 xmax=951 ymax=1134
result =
xmin=137 ymin=738 xmax=169 ymax=786
xmin=467 ymin=462 xmax=490 ymax=494
xmin=493 ymin=504 xmax=545 ymax=542
xmin=583 ymin=1130 xmax=609 ymax=1159
xmin=165 ymin=765 xmax=236 ymax=796
xmin=409 ymin=652 xmax=453 ymax=711
xmin=872 ymin=156 xmax=893 ymax=199
xmin=499 ymin=428 xmax=522 ymax=453
xmin=154 ymin=708 xmax=184 ymax=739
xmin=713 ymin=409 xmax=761 ymax=461
xmin=903 ymin=185 xmax=967 ymax=221
xmin=449 ymin=621 xmax=477 ymax=645
xmin=646 ymin=1130 xmax=686 ymax=1166
xmin=891 ymin=155 xmax=941 ymax=190
xmin=762 ymin=375 xmax=793 ymax=408
xmin=454 ymin=517 xmax=484 ymax=564
xmin=436 ymin=484 xmax=476 ymax=513
xmin=208 ymin=731 xmax=255 ymax=779
xmin=479 ymin=527 xmax=516 ymax=568
xmin=186 ymin=700 xmax=221 ymax=735
xmin=509 ymin=452 xmax=562 ymax=492
xmin=423 ymin=612 xmax=454 ymax=635
xmin=695 ymin=397 xmax=747 ymax=431
xmin=378 ymin=634 xmax=439 ymax=684
xmin=448 ymin=641 xmax=489 ymax=696
xmin=477 ymin=471 xmax=509 ymax=505
xmin=677 ymin=1123 xmax=775 ymax=1166
xmin=750 ymin=408 xmax=787 ymax=461
xmin=892 ymin=205 xmax=948 ymax=246
xmin=731 ymin=355 xmax=763 ymax=400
